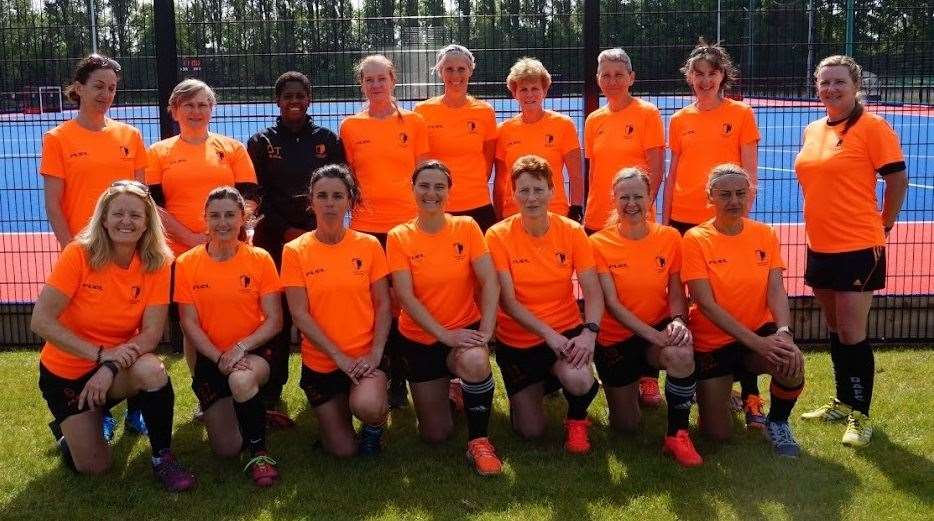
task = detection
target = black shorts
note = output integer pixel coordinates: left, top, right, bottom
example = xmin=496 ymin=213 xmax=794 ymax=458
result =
xmin=594 ymin=319 xmax=670 ymax=388
xmin=39 ymin=363 xmax=123 ymax=424
xmin=693 ymin=323 xmax=777 ymax=380
xmin=191 ymin=347 xmax=275 ymax=411
xmin=396 ymin=335 xmax=453 ymax=384
xmin=805 ymin=246 xmax=886 ymax=292
xmin=668 ymin=220 xmax=698 ymax=236
xmin=299 ymin=356 xmax=389 ymax=408
xmin=494 ymin=326 xmax=581 ymax=396
xmin=450 ymin=204 xmax=498 ymax=233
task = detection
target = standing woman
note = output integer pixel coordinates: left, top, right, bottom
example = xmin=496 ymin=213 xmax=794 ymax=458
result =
xmin=39 ymin=53 xmax=150 ymax=439
xmin=387 ymin=160 xmax=502 ymax=475
xmin=174 ymin=187 xmax=282 ymax=487
xmin=414 ymin=45 xmax=498 ymax=231
xmin=248 ymin=71 xmax=346 ymax=416
xmin=282 ymin=165 xmax=391 ymax=457
xmin=795 ymin=55 xmax=908 ymax=447
xmin=31 ymin=181 xmax=195 ymax=491
xmin=494 ymin=57 xmax=584 ymax=222
xmin=682 ymin=164 xmax=805 ymax=458
xmin=589 ymin=168 xmax=700 ymax=468
xmin=486 ymin=155 xmax=603 ymax=454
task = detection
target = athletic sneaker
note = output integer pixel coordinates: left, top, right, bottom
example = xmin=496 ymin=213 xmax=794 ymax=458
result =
xmin=842 ymin=411 xmax=872 ymax=447
xmin=152 ymin=449 xmax=196 ymax=492
xmin=638 ymin=377 xmax=662 ymax=408
xmin=564 ymin=418 xmax=592 ymax=454
xmin=358 ymin=424 xmax=384 ymax=456
xmin=764 ymin=421 xmax=801 ymax=458
xmin=800 ymin=398 xmax=852 ymax=422
xmin=662 ymin=430 xmax=703 ymax=467
xmin=449 ymin=378 xmax=464 ymax=413
xmin=124 ymin=408 xmax=148 ymax=436
xmin=265 ymin=410 xmax=296 ymax=429
xmin=744 ymin=395 xmax=768 ymax=431
xmin=244 ymin=451 xmax=279 ymax=487
xmin=102 ymin=412 xmax=117 ymax=444
xmin=466 ymin=437 xmax=503 ymax=476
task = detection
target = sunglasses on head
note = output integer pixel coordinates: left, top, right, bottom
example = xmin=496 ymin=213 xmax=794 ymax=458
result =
xmin=110 ymin=180 xmax=150 ymax=195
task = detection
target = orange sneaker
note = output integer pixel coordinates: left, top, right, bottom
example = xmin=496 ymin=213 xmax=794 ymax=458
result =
xmin=466 ymin=437 xmax=503 ymax=476
xmin=564 ymin=418 xmax=592 ymax=454
xmin=639 ymin=377 xmax=662 ymax=408
xmin=663 ymin=430 xmax=703 ymax=467
xmin=744 ymin=394 xmax=768 ymax=431
xmin=449 ymin=378 xmax=464 ymax=414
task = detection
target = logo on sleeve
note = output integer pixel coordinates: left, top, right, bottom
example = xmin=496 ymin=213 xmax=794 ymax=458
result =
xmin=314 ymin=144 xmax=327 ymax=158
xmin=655 ymin=256 xmax=667 ymax=271
xmin=721 ymin=123 xmax=733 ymax=136
xmin=266 ymin=143 xmax=283 ymax=160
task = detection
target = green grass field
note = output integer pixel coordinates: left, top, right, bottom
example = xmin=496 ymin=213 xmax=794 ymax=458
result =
xmin=1 ymin=348 xmax=931 ymax=521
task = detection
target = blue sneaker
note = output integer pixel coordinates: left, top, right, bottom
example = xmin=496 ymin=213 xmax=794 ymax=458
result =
xmin=765 ymin=421 xmax=801 ymax=458
xmin=358 ymin=424 xmax=384 ymax=456
xmin=102 ymin=412 xmax=117 ymax=444
xmin=124 ymin=408 xmax=148 ymax=436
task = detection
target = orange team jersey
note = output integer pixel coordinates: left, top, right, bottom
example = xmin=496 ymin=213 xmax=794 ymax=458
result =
xmin=794 ymin=111 xmax=904 ymax=253
xmin=583 ymin=99 xmax=665 ymax=230
xmin=681 ymin=218 xmax=785 ymax=351
xmin=485 ymin=213 xmax=595 ymax=348
xmin=668 ymin=98 xmax=760 ymax=224
xmin=340 ymin=110 xmax=430 ymax=233
xmin=414 ymin=96 xmax=497 ymax=212
xmin=494 ymin=110 xmax=579 ymax=218
xmin=387 ymin=215 xmax=488 ymax=345
xmin=173 ymin=244 xmax=281 ymax=352
xmin=145 ymin=133 xmax=256 ymax=255
xmin=39 ymin=118 xmax=148 ymax=235
xmin=590 ymin=222 xmax=682 ymax=345
xmin=280 ymin=230 xmax=389 ymax=372
xmin=39 ymin=242 xmax=170 ymax=379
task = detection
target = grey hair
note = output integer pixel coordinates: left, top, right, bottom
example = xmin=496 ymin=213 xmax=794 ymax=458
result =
xmin=597 ymin=48 xmax=633 ymax=73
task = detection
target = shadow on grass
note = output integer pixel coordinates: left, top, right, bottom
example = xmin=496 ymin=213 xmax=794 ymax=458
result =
xmin=855 ymin=430 xmax=933 ymax=507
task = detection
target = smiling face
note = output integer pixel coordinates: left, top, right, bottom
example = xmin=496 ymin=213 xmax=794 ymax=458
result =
xmin=413 ymin=168 xmax=450 ymax=214
xmin=439 ymin=54 xmax=473 ymax=97
xmin=597 ymin=60 xmax=635 ymax=99
xmin=514 ymin=172 xmax=553 ymax=218
xmin=512 ymin=79 xmax=547 ymax=112
xmin=76 ymin=68 xmax=118 ymax=115
xmin=613 ymin=175 xmax=650 ymax=224
xmin=360 ymin=61 xmax=396 ymax=105
xmin=277 ymin=80 xmax=311 ymax=125
xmin=205 ymin=197 xmax=244 ymax=243
xmin=816 ymin=65 xmax=859 ymax=116
xmin=172 ymin=89 xmax=214 ymax=133
xmin=687 ymin=59 xmax=725 ymax=100
xmin=310 ymin=177 xmax=351 ymax=224
xmin=103 ymin=193 xmax=147 ymax=247
xmin=708 ymin=175 xmax=750 ymax=220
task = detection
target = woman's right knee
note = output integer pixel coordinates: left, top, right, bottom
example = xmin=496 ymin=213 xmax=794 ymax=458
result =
xmin=74 ymin=455 xmax=112 ymax=475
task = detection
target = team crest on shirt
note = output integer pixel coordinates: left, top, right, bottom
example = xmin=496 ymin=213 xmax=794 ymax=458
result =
xmin=721 ymin=123 xmax=733 ymax=136
xmin=120 ymin=146 xmax=130 ymax=158
xmin=544 ymin=134 xmax=556 ymax=146
xmin=266 ymin=143 xmax=283 ymax=160
xmin=240 ymin=274 xmax=252 ymax=290
xmin=453 ymin=242 xmax=466 ymax=260
xmin=129 ymin=285 xmax=142 ymax=301
xmin=351 ymin=257 xmax=365 ymax=273
xmin=624 ymin=124 xmax=635 ymax=138
xmin=655 ymin=256 xmax=667 ymax=271
xmin=399 ymin=133 xmax=409 ymax=146
xmin=554 ymin=250 xmax=568 ymax=266
xmin=314 ymin=144 xmax=327 ymax=158
xmin=754 ymin=249 xmax=768 ymax=265
xmin=216 ymin=150 xmax=226 ymax=161
xmin=466 ymin=120 xmax=478 ymax=134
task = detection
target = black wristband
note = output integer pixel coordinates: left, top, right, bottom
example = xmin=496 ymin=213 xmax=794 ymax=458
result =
xmin=95 ymin=346 xmax=103 ymax=365
xmin=101 ymin=360 xmax=119 ymax=377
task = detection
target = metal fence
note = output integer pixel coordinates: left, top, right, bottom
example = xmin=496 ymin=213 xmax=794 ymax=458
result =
xmin=0 ymin=0 xmax=931 ymax=347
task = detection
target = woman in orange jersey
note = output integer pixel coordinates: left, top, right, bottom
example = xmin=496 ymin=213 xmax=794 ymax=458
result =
xmin=175 ymin=187 xmax=282 ymax=487
xmin=663 ymin=40 xmax=764 ymax=426
xmin=387 ymin=160 xmax=502 ymax=475
xmin=414 ymin=45 xmax=498 ymax=231
xmin=485 ymin=155 xmax=603 ymax=454
xmin=39 ymin=53 xmax=151 ymax=440
xmin=795 ymin=56 xmax=908 ymax=447
xmin=681 ymin=164 xmax=805 ymax=458
xmin=282 ymin=164 xmax=391 ymax=457
xmin=589 ymin=168 xmax=700 ymax=468
xmin=31 ymin=181 xmax=195 ymax=491
xmin=494 ymin=58 xmax=584 ymax=222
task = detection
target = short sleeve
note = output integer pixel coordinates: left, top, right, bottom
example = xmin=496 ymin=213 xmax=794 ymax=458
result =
xmin=144 ymin=145 xmax=164 ymax=185
xmin=494 ymin=123 xmax=507 ymax=160
xmin=766 ymin=226 xmax=785 ymax=270
xmin=667 ymin=230 xmax=683 ymax=274
xmin=131 ymin=129 xmax=148 ymax=171
xmin=645 ymin=106 xmax=665 ymax=149
xmin=583 ymin=114 xmax=596 ymax=159
xmin=589 ymin=237 xmax=610 ymax=274
xmin=257 ymin=251 xmax=283 ymax=295
xmin=560 ymin=117 xmax=581 ymax=155
xmin=279 ymin=243 xmax=305 ymax=287
xmin=668 ymin=114 xmax=681 ymax=154
xmin=172 ymin=259 xmax=193 ymax=304
xmin=570 ymin=225 xmax=596 ymax=271
xmin=39 ymin=131 xmax=65 ymax=178
xmin=739 ymin=105 xmax=761 ymax=145
xmin=680 ymin=233 xmax=709 ymax=282
xmin=867 ymin=117 xmax=904 ymax=171
xmin=369 ymin=240 xmax=389 ymax=283
xmin=482 ymin=104 xmax=497 ymax=141
xmin=339 ymin=119 xmax=355 ymax=166
xmin=146 ymin=263 xmax=171 ymax=306
xmin=466 ymin=220 xmax=488 ymax=260
xmin=46 ymin=243 xmax=85 ymax=298
xmin=231 ymin=141 xmax=257 ymax=183
xmin=386 ymin=230 xmax=410 ymax=273
xmin=410 ymin=113 xmax=430 ymax=158
xmin=485 ymin=228 xmax=510 ymax=271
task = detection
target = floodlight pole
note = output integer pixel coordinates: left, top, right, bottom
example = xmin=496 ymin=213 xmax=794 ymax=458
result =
xmin=154 ymin=0 xmax=180 ymax=139
xmin=583 ymin=0 xmax=600 ymax=203
xmin=88 ymin=0 xmax=98 ymax=53
xmin=845 ymin=0 xmax=855 ymax=56
xmin=717 ymin=0 xmax=721 ymax=42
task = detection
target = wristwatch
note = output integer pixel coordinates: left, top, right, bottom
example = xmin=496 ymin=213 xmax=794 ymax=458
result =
xmin=776 ymin=325 xmax=794 ymax=339
xmin=582 ymin=322 xmax=600 ymax=333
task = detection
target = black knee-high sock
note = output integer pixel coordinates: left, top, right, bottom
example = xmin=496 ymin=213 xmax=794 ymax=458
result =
xmin=563 ymin=381 xmax=599 ymax=420
xmin=136 ymin=380 xmax=175 ymax=457
xmin=768 ymin=380 xmax=804 ymax=423
xmin=738 ymin=369 xmax=760 ymax=400
xmin=665 ymin=374 xmax=696 ymax=435
xmin=234 ymin=394 xmax=267 ymax=455
xmin=828 ymin=332 xmax=845 ymax=401
xmin=126 ymin=394 xmax=144 ymax=414
xmin=842 ymin=339 xmax=874 ymax=415
xmin=461 ymin=375 xmax=495 ymax=440
xmin=387 ymin=322 xmax=407 ymax=393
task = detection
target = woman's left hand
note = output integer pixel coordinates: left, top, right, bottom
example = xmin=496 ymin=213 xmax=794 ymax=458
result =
xmin=563 ymin=332 xmax=596 ymax=369
xmin=218 ymin=344 xmax=246 ymax=375
xmin=665 ymin=319 xmax=692 ymax=346
xmin=78 ymin=368 xmax=115 ymax=411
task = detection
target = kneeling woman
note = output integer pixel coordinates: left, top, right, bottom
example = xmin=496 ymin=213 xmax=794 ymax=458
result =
xmin=387 ymin=160 xmax=502 ymax=475
xmin=174 ymin=187 xmax=282 ymax=487
xmin=589 ymin=168 xmax=700 ymax=467
xmin=282 ymin=165 xmax=391 ymax=457
xmin=682 ymin=164 xmax=805 ymax=457
xmin=485 ymin=155 xmax=603 ymax=454
xmin=31 ymin=180 xmax=195 ymax=491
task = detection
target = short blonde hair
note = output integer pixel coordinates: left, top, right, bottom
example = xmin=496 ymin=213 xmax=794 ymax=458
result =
xmin=511 ymin=155 xmax=554 ymax=190
xmin=168 ymin=78 xmax=216 ymax=110
xmin=434 ymin=44 xmax=476 ymax=75
xmin=506 ymin=57 xmax=552 ymax=94
xmin=706 ymin=163 xmax=751 ymax=194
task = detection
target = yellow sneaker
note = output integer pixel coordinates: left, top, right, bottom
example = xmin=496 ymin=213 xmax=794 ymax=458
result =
xmin=842 ymin=411 xmax=872 ymax=447
xmin=801 ymin=398 xmax=852 ymax=422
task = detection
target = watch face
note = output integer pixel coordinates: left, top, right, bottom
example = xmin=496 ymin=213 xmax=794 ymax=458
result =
xmin=584 ymin=322 xmax=600 ymax=333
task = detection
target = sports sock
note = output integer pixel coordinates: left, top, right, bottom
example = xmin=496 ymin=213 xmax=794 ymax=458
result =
xmin=136 ymin=380 xmax=175 ymax=458
xmin=738 ymin=369 xmax=760 ymax=401
xmin=843 ymin=339 xmax=874 ymax=415
xmin=234 ymin=393 xmax=267 ymax=455
xmin=665 ymin=374 xmax=696 ymax=435
xmin=461 ymin=375 xmax=495 ymax=440
xmin=828 ymin=332 xmax=845 ymax=401
xmin=768 ymin=380 xmax=804 ymax=423
xmin=563 ymin=381 xmax=599 ymax=420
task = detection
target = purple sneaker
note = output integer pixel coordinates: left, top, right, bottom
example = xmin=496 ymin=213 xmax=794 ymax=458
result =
xmin=152 ymin=449 xmax=196 ymax=492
